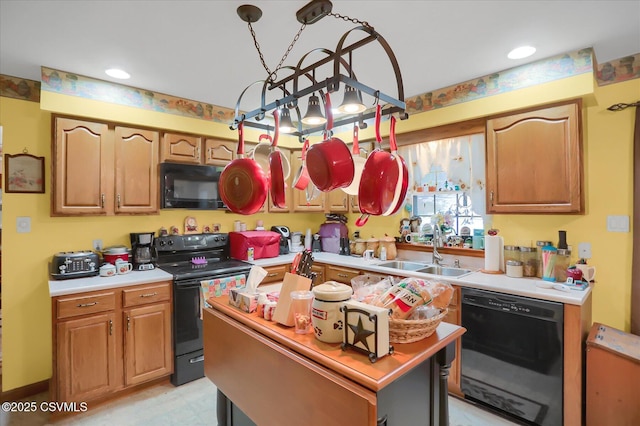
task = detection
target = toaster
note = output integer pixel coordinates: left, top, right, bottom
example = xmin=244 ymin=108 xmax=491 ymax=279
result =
xmin=50 ymin=251 xmax=100 ymax=280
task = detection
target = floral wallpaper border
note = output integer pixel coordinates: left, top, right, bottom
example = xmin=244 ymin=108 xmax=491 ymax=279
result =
xmin=1 ymin=49 xmax=638 ymax=119
xmin=0 ymin=74 xmax=41 ymax=102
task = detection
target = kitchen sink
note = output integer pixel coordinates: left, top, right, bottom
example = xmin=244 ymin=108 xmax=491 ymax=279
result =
xmin=417 ymin=265 xmax=472 ymax=277
xmin=377 ymin=261 xmax=429 ymax=271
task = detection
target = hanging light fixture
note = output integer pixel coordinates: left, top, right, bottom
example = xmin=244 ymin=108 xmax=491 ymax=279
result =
xmin=232 ymin=0 xmax=407 ymax=139
xmin=279 ymin=107 xmax=296 ymax=133
xmin=301 ymin=93 xmax=326 ymax=125
xmin=337 ymin=85 xmax=366 ymax=114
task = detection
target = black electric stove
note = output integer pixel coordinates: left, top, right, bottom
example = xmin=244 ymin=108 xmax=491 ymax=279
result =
xmin=155 ymin=233 xmax=253 ymax=386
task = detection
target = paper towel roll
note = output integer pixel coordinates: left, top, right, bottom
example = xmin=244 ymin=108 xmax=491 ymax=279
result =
xmin=484 ymin=235 xmax=504 ymax=272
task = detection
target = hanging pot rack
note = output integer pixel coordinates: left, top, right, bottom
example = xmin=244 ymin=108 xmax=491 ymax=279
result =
xmin=230 ymin=1 xmax=408 ymax=141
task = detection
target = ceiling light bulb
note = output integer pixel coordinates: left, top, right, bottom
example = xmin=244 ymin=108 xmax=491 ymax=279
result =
xmin=338 ymin=86 xmax=366 ymax=114
xmin=301 ymin=94 xmax=327 ymax=126
xmin=507 ymin=46 xmax=536 ymax=60
xmin=279 ymin=108 xmax=296 ymax=133
xmin=105 ymin=68 xmax=131 ymax=79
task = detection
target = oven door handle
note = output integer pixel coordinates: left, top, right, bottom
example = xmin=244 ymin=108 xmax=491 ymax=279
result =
xmin=189 ymin=355 xmax=205 ymax=364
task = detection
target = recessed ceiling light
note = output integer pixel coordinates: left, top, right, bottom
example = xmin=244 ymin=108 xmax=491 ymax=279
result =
xmin=508 ymin=46 xmax=536 ymax=60
xmin=105 ymin=68 xmax=130 ymax=79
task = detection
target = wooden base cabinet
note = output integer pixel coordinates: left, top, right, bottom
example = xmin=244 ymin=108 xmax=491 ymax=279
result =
xmin=56 ymin=312 xmax=118 ymax=402
xmin=52 ymin=282 xmax=173 ymax=404
xmin=444 ymin=285 xmax=462 ymax=396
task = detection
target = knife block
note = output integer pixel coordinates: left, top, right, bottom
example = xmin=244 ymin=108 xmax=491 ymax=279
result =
xmin=273 ymin=272 xmax=312 ymax=327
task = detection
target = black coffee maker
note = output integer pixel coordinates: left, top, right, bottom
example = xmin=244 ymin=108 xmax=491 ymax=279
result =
xmin=130 ymin=232 xmax=156 ymax=270
xmin=271 ymin=226 xmax=290 ymax=255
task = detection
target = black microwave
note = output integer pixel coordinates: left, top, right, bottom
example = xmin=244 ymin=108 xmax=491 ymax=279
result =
xmin=160 ymin=162 xmax=226 ymax=210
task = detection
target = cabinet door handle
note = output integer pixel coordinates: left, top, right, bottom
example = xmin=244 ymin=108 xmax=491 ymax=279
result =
xmin=490 ymin=190 xmax=494 ymax=206
xmin=101 ymin=193 xmax=105 ymax=208
xmin=337 ymin=273 xmax=348 ymax=278
xmin=117 ymin=194 xmax=121 ymax=208
xmin=140 ymin=292 xmax=158 ymax=298
xmin=77 ymin=302 xmax=98 ymax=308
xmin=109 ymin=319 xmax=113 ymax=336
xmin=267 ymin=273 xmax=278 ymax=277
xmin=127 ymin=316 xmax=130 ymax=331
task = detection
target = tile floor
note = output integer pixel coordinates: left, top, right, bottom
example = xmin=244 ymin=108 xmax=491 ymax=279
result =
xmin=2 ymin=378 xmax=520 ymax=426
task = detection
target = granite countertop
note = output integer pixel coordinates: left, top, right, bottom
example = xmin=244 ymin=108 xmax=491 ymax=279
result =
xmin=49 ymin=268 xmax=174 ymax=297
xmin=252 ymin=252 xmax=592 ymax=306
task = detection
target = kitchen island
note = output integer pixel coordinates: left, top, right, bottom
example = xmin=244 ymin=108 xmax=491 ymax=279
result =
xmin=203 ymin=295 xmax=465 ymax=426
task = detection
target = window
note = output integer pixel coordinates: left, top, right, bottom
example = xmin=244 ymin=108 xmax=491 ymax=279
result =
xmin=398 ymin=133 xmax=486 ymax=239
xmin=412 ymin=191 xmax=483 ymax=236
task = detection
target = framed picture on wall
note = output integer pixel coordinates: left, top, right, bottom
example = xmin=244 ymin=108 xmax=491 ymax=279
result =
xmin=4 ymin=152 xmax=45 ymax=193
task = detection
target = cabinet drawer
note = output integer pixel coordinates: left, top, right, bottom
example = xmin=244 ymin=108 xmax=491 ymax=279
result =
xmin=57 ymin=292 xmax=116 ymax=319
xmin=325 ymin=266 xmax=360 ymax=285
xmin=262 ymin=265 xmax=287 ymax=284
xmin=123 ymin=283 xmax=171 ymax=307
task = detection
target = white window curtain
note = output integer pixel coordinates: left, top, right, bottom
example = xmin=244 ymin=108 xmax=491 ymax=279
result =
xmin=397 ymin=133 xmax=487 ymax=219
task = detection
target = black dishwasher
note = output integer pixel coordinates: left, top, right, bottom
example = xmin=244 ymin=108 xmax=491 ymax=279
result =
xmin=460 ymin=288 xmax=563 ymax=426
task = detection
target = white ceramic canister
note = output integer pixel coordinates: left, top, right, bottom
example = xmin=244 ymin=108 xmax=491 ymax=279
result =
xmin=311 ymin=282 xmax=353 ymax=343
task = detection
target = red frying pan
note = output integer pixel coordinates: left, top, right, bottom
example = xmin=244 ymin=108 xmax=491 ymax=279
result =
xmin=306 ymin=92 xmax=355 ymax=192
xmin=356 ymin=105 xmax=400 ymax=227
xmin=382 ymin=115 xmax=409 ymax=216
xmin=269 ymin=110 xmax=286 ymax=208
xmin=219 ymin=122 xmax=269 ymax=215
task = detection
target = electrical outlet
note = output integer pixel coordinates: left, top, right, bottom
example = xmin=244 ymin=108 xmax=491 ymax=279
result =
xmin=93 ymin=239 xmax=103 ymax=251
xmin=578 ymin=242 xmax=592 ymax=259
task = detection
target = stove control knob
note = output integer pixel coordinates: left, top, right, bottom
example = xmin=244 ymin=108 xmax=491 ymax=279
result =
xmin=168 ymin=240 xmax=174 ymax=246
xmin=213 ymin=236 xmax=219 ymax=242
xmin=158 ymin=240 xmax=166 ymax=247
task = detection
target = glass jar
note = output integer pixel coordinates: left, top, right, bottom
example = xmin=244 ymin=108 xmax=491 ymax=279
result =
xmin=504 ymin=245 xmax=521 ymax=266
xmin=536 ymin=240 xmax=553 ymax=278
xmin=555 ymin=249 xmax=572 ymax=282
xmin=541 ymin=245 xmax=558 ymax=281
xmin=519 ymin=246 xmax=537 ymax=277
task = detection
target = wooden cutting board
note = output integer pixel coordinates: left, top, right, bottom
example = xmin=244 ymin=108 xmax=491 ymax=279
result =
xmin=273 ymin=272 xmax=312 ymax=327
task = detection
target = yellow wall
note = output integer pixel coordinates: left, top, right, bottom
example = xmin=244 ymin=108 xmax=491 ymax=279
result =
xmin=1 ymin=75 xmax=639 ymax=391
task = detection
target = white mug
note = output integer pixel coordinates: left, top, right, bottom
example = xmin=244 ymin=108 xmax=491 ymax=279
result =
xmin=576 ymin=264 xmax=596 ymax=281
xmin=115 ymin=259 xmax=133 ymax=275
xmin=363 ymin=249 xmax=375 ymax=261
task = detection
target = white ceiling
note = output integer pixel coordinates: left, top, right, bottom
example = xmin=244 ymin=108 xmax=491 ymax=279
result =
xmin=1 ymin=0 xmax=639 ymax=112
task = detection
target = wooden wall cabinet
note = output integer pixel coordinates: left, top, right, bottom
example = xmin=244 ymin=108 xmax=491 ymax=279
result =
xmin=160 ymin=132 xmax=202 ymax=164
xmin=51 ymin=281 xmax=173 ymax=404
xmin=52 ymin=117 xmax=159 ymax=216
xmin=161 ymin=132 xmax=237 ymax=166
xmin=485 ymin=101 xmax=583 ymax=213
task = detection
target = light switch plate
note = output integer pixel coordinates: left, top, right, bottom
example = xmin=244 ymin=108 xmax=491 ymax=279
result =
xmin=607 ymin=215 xmax=630 ymax=232
xmin=17 ymin=216 xmax=31 ymax=233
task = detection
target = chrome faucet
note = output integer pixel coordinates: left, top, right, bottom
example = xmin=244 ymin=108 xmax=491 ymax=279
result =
xmin=432 ymin=228 xmax=444 ymax=265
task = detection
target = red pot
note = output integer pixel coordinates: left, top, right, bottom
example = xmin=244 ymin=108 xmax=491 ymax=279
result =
xmin=103 ymin=246 xmax=130 ymax=264
xmin=306 ymin=93 xmax=355 ymax=192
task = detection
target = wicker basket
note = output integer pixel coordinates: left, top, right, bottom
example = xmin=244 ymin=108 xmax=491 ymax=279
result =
xmin=388 ymin=309 xmax=448 ymax=344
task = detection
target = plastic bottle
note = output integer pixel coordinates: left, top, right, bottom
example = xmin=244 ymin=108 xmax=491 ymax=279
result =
xmin=305 ymin=228 xmax=312 ymax=251
xmin=380 ymin=246 xmax=387 ymax=261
